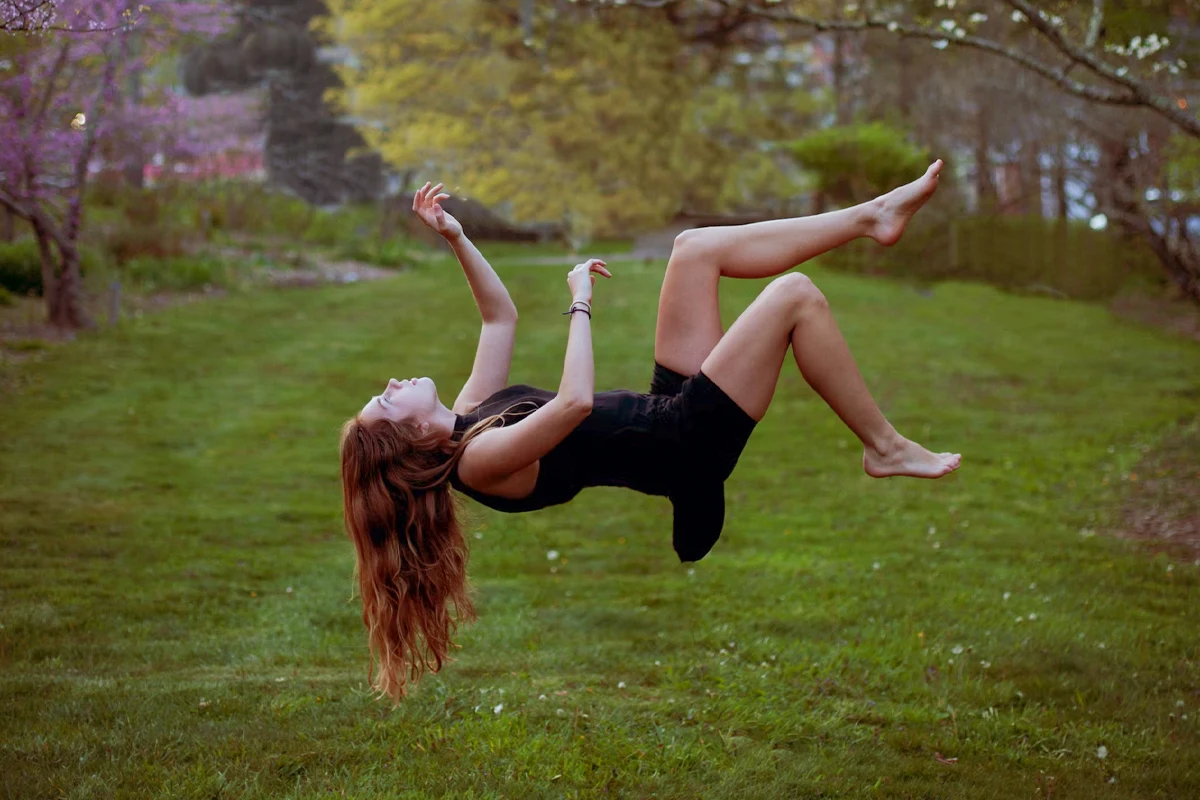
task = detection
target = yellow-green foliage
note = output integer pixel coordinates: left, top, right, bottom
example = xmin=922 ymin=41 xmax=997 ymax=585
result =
xmin=325 ymin=0 xmax=805 ymax=236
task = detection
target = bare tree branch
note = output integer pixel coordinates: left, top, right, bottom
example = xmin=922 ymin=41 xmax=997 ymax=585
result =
xmin=569 ymin=0 xmax=1199 ymax=138
xmin=1085 ymin=0 xmax=1104 ymax=50
xmin=1002 ymin=0 xmax=1195 ymax=137
xmin=1 ymin=0 xmax=53 ymax=31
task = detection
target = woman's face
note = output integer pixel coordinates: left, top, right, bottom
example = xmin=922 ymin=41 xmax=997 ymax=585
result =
xmin=359 ymin=377 xmax=439 ymax=426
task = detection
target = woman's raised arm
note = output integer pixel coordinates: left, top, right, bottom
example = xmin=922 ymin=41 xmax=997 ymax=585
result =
xmin=455 ymin=260 xmax=609 ymax=490
xmin=411 ymin=182 xmax=518 ymax=413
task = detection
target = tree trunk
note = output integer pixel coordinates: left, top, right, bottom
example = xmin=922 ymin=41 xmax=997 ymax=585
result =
xmin=1099 ymin=133 xmax=1200 ymax=302
xmin=123 ymin=37 xmax=146 ymax=189
xmin=30 ymin=218 xmax=59 ymax=314
xmin=975 ymin=104 xmax=995 ymax=210
xmin=49 ymin=241 xmax=91 ymax=328
xmin=1023 ymin=141 xmax=1044 ymax=217
xmin=896 ymin=39 xmax=913 ymax=130
xmin=1 ymin=206 xmax=13 ymax=242
xmin=1054 ymin=136 xmax=1069 ymax=222
xmin=832 ymin=30 xmax=850 ymax=125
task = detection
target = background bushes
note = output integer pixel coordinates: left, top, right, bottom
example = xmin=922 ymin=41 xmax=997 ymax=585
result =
xmin=821 ymin=215 xmax=1161 ymax=301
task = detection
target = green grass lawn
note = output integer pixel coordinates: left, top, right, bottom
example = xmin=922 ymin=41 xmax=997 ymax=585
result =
xmin=2 ymin=258 xmax=1199 ymax=799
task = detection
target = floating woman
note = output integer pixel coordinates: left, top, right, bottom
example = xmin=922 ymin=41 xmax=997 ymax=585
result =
xmin=340 ymin=162 xmax=960 ymax=701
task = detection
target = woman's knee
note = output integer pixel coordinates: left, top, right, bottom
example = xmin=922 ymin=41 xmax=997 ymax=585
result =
xmin=768 ymin=272 xmax=827 ymax=313
xmin=669 ymin=227 xmax=705 ymax=264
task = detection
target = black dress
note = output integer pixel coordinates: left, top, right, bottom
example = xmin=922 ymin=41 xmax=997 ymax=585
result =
xmin=450 ymin=363 xmax=757 ymax=562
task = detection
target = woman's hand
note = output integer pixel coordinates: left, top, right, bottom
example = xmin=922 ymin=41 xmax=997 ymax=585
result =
xmin=567 ymin=258 xmax=610 ymax=304
xmin=412 ymin=181 xmax=463 ymax=240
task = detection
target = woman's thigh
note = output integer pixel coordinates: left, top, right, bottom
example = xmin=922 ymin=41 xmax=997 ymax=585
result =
xmin=699 ymin=274 xmax=808 ymax=421
xmin=653 ymin=230 xmax=724 ymax=377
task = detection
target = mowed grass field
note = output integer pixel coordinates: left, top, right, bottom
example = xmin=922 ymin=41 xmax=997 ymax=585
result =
xmin=2 ymin=256 xmax=1199 ymax=799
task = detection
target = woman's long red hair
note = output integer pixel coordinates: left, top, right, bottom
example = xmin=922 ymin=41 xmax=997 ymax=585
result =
xmin=339 ymin=414 xmax=491 ymax=703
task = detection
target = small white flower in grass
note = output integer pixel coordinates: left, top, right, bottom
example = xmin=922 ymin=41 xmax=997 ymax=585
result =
xmin=493 ymin=703 xmax=503 ymax=714
xmin=546 ymin=550 xmax=559 ymax=561
xmin=952 ymin=645 xmax=963 ymax=655
xmin=932 ymin=541 xmax=941 ymax=549
xmin=275 ymin=677 xmax=287 ymax=682
xmin=969 ymin=12 xmax=987 ymax=23
xmin=1097 ymin=745 xmax=1108 ymax=760
xmin=928 ymin=526 xmax=937 ymax=536
xmin=474 ymin=532 xmax=483 ymax=540
xmin=687 ymin=568 xmax=695 ymax=576
xmin=1015 ymin=616 xmax=1024 ymax=623
xmin=1029 ymin=582 xmax=1037 ymax=590
xmin=474 ymin=704 xmax=481 ymax=712
xmin=887 ymin=21 xmax=898 ymax=32
xmin=198 ymin=698 xmax=209 ymax=708
xmin=948 ymin=659 xmax=954 ymax=665
xmin=1011 ymin=10 xmax=1026 ymax=23
xmin=728 ymin=642 xmax=736 ymax=648
xmin=556 ymin=708 xmax=565 ymax=716
xmin=1177 ymin=700 xmax=1185 ymax=707
xmin=654 ymin=660 xmax=661 ymax=666
xmin=285 ymin=586 xmax=293 ymax=594
xmin=538 ymin=694 xmax=547 ymax=701
xmin=1167 ymin=564 xmax=1174 ymax=573
xmin=1108 ymin=777 xmax=1117 ymax=784
xmin=618 ymin=681 xmax=626 ymax=689
xmin=770 ymin=654 xmax=776 ymax=661
xmin=980 ymin=661 xmax=991 ymax=669
xmin=550 ymin=567 xmax=558 ymax=574
xmin=1003 ymin=592 xmax=1011 ymax=601
xmin=873 ymin=562 xmax=881 ymax=570
xmin=1028 ymin=613 xmax=1037 ymax=621
xmin=1098 ymin=642 xmax=1106 ymax=649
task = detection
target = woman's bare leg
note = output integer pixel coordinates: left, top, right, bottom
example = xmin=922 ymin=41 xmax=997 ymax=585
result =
xmin=701 ymin=273 xmax=960 ymax=479
xmin=655 ymin=161 xmax=942 ymax=376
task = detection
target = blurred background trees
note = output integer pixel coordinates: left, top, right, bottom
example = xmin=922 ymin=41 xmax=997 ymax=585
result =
xmin=1 ymin=0 xmax=1197 ymax=328
xmin=180 ymin=0 xmax=383 ymax=205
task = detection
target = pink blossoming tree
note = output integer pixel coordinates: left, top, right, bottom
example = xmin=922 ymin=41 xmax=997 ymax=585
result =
xmin=0 ymin=0 xmax=254 ymax=328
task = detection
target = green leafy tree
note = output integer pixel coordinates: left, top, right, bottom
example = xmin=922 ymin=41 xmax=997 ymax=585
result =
xmin=326 ymin=0 xmax=822 ymax=237
xmin=787 ymin=123 xmax=930 ymax=207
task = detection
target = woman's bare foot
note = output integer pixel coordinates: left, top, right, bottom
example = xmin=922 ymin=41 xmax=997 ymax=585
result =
xmin=868 ymin=160 xmax=943 ymax=247
xmin=863 ymin=434 xmax=961 ymax=479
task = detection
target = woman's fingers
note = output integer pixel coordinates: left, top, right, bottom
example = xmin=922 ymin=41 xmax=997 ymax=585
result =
xmin=433 ymin=192 xmax=450 ymax=205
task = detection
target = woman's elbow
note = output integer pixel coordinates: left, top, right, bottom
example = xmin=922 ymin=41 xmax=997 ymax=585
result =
xmin=563 ymin=395 xmax=592 ymax=417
